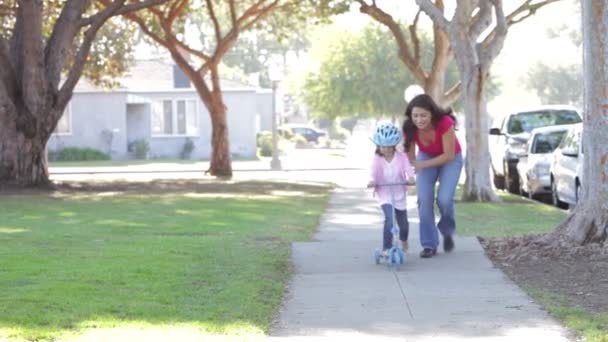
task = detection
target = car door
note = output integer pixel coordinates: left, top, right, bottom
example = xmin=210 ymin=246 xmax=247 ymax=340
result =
xmin=555 ymin=127 xmax=579 ymax=204
xmin=489 ymin=116 xmax=508 ymax=175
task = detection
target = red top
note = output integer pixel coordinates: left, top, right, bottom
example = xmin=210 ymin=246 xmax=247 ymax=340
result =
xmin=414 ymin=115 xmax=462 ymax=157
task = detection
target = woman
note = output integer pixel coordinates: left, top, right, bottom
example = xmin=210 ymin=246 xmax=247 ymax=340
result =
xmin=403 ymin=94 xmax=463 ymax=258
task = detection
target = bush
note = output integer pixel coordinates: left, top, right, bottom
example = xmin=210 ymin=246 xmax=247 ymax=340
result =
xmin=180 ymin=138 xmax=195 ymax=160
xmin=292 ymin=134 xmax=309 ymax=148
xmin=257 ymin=132 xmax=273 ymax=157
xmin=131 ymin=139 xmax=150 ymax=159
xmin=50 ymin=147 xmax=110 ymax=161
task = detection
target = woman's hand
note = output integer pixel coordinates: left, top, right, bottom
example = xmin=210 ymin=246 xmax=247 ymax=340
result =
xmin=367 ymin=181 xmax=375 ymax=188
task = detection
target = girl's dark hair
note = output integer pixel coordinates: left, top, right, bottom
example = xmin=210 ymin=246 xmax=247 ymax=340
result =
xmin=402 ymin=94 xmax=457 ymax=151
xmin=375 ymin=145 xmax=395 ymax=156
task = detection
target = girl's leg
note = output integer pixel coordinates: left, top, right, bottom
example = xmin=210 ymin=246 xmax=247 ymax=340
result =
xmin=436 ymin=153 xmax=464 ymax=238
xmin=416 ymin=152 xmax=440 ymax=250
xmin=394 ymin=208 xmax=409 ymax=242
xmin=381 ymin=204 xmax=393 ymax=250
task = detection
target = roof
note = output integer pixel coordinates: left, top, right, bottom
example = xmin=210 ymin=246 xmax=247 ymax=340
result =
xmin=74 ymin=59 xmax=255 ymax=93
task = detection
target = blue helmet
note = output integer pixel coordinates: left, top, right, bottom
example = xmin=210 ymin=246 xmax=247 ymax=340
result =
xmin=372 ymin=123 xmax=402 ymax=146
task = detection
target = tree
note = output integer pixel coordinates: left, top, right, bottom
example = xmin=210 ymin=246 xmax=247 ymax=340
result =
xmin=302 ymin=23 xmax=460 ymax=119
xmin=523 ymin=20 xmax=582 ymax=107
xmin=117 ymin=0 xmax=347 ymax=177
xmin=354 ymin=0 xmax=458 ymax=106
xmin=523 ymin=62 xmax=582 ymax=107
xmin=416 ymin=0 xmax=560 ymax=202
xmin=553 ymin=0 xmax=607 ymax=244
xmin=0 ymin=0 xmax=169 ymax=187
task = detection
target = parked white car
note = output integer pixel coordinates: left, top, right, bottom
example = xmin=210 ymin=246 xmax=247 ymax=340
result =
xmin=517 ymin=125 xmax=573 ymax=200
xmin=489 ymin=105 xmax=582 ymax=194
xmin=550 ymin=123 xmax=583 ymax=209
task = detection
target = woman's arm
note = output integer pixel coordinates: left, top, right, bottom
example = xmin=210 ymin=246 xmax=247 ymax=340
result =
xmin=406 ymin=143 xmax=416 ymax=164
xmin=415 ymin=127 xmax=456 ymax=170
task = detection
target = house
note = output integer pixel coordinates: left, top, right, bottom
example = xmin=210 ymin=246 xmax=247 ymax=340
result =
xmin=48 ymin=59 xmax=273 ymax=160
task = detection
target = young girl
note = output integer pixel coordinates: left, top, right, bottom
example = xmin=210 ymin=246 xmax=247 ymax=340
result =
xmin=367 ymin=123 xmax=415 ymax=256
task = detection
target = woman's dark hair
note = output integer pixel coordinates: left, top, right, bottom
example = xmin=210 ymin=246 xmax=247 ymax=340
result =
xmin=402 ymin=94 xmax=457 ymax=151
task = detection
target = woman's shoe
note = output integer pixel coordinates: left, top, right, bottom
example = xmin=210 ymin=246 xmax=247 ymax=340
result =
xmin=443 ymin=235 xmax=454 ymax=253
xmin=419 ymin=248 xmax=436 ymax=258
xmin=401 ymin=240 xmax=409 ymax=252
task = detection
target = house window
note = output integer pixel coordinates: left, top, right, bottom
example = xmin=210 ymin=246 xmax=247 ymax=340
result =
xmin=152 ymin=99 xmax=198 ymax=136
xmin=53 ymin=105 xmax=71 ymax=135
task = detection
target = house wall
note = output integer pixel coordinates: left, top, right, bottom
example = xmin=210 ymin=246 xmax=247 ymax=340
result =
xmin=50 ymin=89 xmax=261 ymax=161
xmin=48 ymin=93 xmax=129 ymax=159
xmin=256 ymin=90 xmax=273 ymax=131
xmin=140 ymin=89 xmax=259 ymax=160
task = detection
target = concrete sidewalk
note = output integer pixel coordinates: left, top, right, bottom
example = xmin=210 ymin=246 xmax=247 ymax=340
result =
xmin=270 ymin=187 xmax=573 ymax=341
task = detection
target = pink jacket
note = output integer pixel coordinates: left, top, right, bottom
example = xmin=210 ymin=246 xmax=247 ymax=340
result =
xmin=370 ymin=151 xmax=415 ymax=193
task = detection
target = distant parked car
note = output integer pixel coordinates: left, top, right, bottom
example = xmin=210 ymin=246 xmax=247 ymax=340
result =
xmin=550 ymin=123 xmax=583 ymax=209
xmin=489 ymin=105 xmax=582 ymax=193
xmin=279 ymin=124 xmax=327 ymax=143
xmin=516 ymin=125 xmax=573 ymax=200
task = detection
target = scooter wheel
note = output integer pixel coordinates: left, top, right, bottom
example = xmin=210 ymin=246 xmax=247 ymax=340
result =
xmin=374 ymin=250 xmax=381 ymax=265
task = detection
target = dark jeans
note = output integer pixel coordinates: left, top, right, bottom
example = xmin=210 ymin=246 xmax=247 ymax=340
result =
xmin=381 ymin=204 xmax=409 ymax=250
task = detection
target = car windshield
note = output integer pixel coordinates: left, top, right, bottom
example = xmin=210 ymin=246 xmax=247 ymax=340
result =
xmin=507 ymin=110 xmax=581 ymax=134
xmin=532 ymin=131 xmax=567 ymax=154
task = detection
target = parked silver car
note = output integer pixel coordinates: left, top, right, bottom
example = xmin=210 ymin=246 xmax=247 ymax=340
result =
xmin=550 ymin=123 xmax=583 ymax=209
xmin=516 ymin=125 xmax=573 ymax=200
xmin=489 ymin=105 xmax=582 ymax=194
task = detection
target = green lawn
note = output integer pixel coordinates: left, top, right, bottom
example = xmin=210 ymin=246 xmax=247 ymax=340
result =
xmin=455 ymin=190 xmax=568 ymax=238
xmin=0 ymin=181 xmax=331 ymax=341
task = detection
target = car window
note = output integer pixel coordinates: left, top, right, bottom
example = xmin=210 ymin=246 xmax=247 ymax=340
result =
xmin=532 ymin=131 xmax=567 ymax=153
xmin=559 ymin=128 xmax=578 ymax=155
xmin=507 ymin=110 xmax=581 ymax=134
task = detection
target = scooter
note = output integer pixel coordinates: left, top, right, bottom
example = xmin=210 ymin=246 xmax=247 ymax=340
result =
xmin=372 ymin=182 xmax=409 ymax=271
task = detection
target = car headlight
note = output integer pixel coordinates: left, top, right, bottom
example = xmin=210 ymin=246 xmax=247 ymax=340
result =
xmin=507 ymin=139 xmax=527 ymax=158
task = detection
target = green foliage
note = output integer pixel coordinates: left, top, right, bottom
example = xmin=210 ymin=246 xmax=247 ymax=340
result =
xmin=257 ymin=131 xmax=273 ymax=157
xmin=48 ymin=147 xmax=110 ymax=162
xmin=0 ymin=2 xmax=136 ymax=88
xmin=180 ymin=138 xmax=195 ymax=160
xmin=522 ymin=62 xmax=582 ymax=107
xmin=301 ymin=23 xmax=461 ymax=119
xmin=131 ymin=139 xmax=150 ymax=159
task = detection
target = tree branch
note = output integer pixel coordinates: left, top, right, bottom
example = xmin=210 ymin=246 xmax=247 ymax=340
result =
xmin=46 ymin=0 xmax=90 ymax=90
xmin=357 ymin=0 xmax=427 ymax=82
xmin=205 ymin=0 xmax=222 ymax=45
xmin=479 ymin=1 xmax=508 ymax=66
xmin=415 ymin=0 xmax=449 ymax=31
xmin=409 ymin=10 xmax=422 ymax=64
xmin=80 ymin=0 xmax=170 ymax=27
xmin=506 ymin=0 xmax=562 ymax=26
xmin=469 ymin=2 xmax=492 ymax=39
xmin=57 ymin=0 xmax=126 ymax=111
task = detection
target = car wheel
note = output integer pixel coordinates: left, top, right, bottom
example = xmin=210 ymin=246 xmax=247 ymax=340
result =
xmin=504 ymin=161 xmax=520 ymax=194
xmin=492 ymin=167 xmax=505 ymax=190
xmin=518 ymin=178 xmax=528 ymax=197
xmin=551 ymin=178 xmax=568 ymax=209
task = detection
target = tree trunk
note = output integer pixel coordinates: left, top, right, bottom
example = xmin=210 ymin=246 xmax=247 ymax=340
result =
xmin=207 ymin=95 xmax=233 ymax=178
xmin=552 ymin=0 xmax=608 ymax=244
xmin=0 ymin=109 xmax=50 ymax=187
xmin=459 ymin=63 xmax=500 ymax=202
